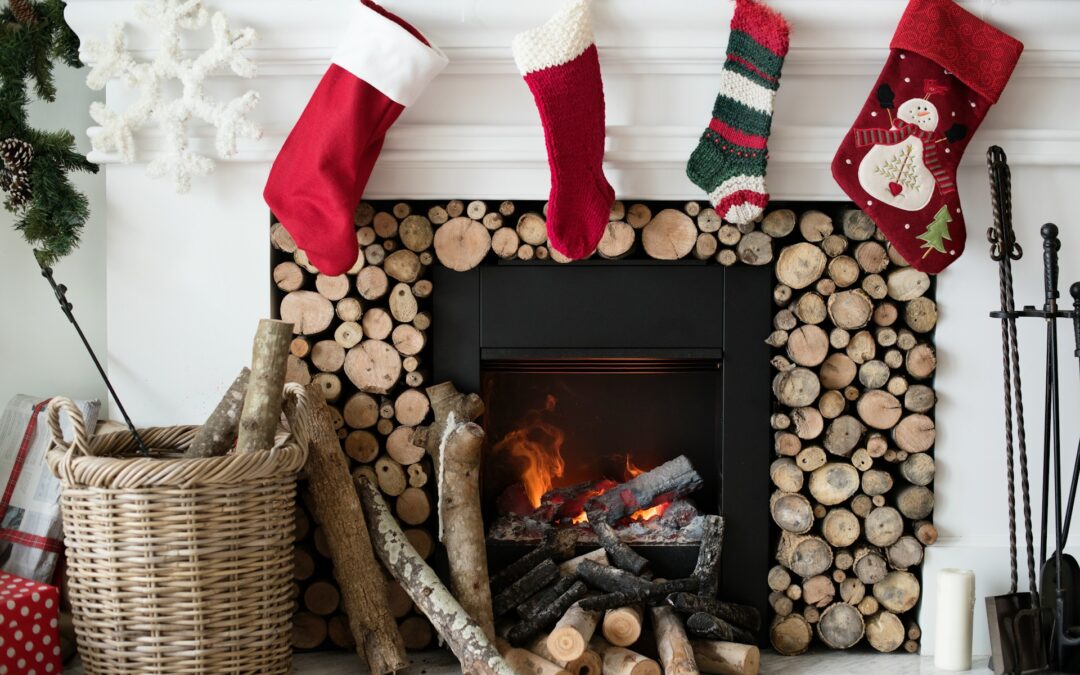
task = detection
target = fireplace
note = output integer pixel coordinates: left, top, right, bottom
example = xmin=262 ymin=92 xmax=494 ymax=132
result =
xmin=432 ymin=252 xmax=772 ymax=621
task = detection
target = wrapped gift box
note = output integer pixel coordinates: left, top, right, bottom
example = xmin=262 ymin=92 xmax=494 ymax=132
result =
xmin=0 ymin=571 xmax=61 ymax=674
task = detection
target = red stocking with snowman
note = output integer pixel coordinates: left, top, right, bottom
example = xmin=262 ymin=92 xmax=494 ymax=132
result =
xmin=831 ymin=0 xmax=1022 ymax=274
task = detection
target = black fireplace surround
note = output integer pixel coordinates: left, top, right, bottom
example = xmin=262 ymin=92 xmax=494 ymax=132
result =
xmin=433 ymin=258 xmax=772 ymax=629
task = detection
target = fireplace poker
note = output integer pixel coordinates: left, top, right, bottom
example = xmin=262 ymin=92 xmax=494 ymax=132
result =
xmin=39 ymin=263 xmax=149 ymax=456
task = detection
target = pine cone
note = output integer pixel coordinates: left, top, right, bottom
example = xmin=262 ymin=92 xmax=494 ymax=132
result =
xmin=0 ymin=167 xmax=31 ymax=208
xmin=8 ymin=0 xmax=36 ymax=24
xmin=0 ymin=137 xmax=33 ymax=169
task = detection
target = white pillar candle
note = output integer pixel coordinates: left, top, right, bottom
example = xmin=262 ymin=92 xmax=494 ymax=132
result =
xmin=935 ymin=568 xmax=976 ymax=670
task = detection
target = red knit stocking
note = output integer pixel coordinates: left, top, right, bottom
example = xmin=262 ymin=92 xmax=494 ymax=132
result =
xmin=512 ymin=0 xmax=614 ymax=260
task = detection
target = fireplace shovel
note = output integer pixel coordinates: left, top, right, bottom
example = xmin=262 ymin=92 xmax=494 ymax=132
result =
xmin=984 ymin=147 xmax=1047 ymax=674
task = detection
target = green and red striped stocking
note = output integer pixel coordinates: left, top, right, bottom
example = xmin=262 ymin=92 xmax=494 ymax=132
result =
xmin=686 ymin=0 xmax=788 ymax=225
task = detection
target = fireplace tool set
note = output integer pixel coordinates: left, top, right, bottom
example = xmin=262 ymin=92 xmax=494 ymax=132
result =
xmin=986 ymin=146 xmax=1080 ymax=673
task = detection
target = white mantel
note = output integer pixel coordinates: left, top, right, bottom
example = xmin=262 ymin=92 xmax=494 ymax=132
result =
xmin=65 ymin=0 xmax=1080 ymax=657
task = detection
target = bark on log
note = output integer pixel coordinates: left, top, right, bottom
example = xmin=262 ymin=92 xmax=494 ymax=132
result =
xmin=505 ymin=582 xmax=590 ymax=645
xmin=519 ymin=577 xmax=579 ymax=619
xmin=686 ymin=613 xmax=755 ymax=645
xmin=602 ymin=606 xmax=644 ymax=647
xmin=237 ymin=320 xmax=292 ymax=453
xmin=690 ymin=640 xmax=760 ymax=675
xmin=816 ymin=602 xmax=864 ymax=649
xmin=642 ymin=209 xmax=697 ymax=260
xmin=652 ymin=604 xmax=699 ymax=675
xmin=769 ymin=614 xmax=812 ymax=656
xmin=592 ymin=519 xmax=649 ymax=575
xmin=440 ymin=420 xmax=496 ymax=639
xmin=577 ymin=579 xmax=699 ymax=612
xmin=493 ymin=559 xmax=560 ymax=617
xmin=186 ymin=367 xmax=250 ymax=457
xmin=694 ymin=515 xmax=725 ymax=597
xmin=355 ymin=477 xmax=514 ymax=674
xmin=286 ymin=385 xmax=408 ymax=674
xmin=549 ymin=603 xmax=602 ymax=662
xmin=665 ymin=594 xmax=760 ymax=632
xmin=584 ymin=455 xmax=703 ymax=525
xmin=559 ymin=549 xmax=609 ymax=576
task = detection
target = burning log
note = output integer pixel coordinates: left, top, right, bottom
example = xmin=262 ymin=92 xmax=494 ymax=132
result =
xmin=690 ymin=641 xmax=760 ymax=675
xmin=685 ymin=612 xmax=755 ymax=645
xmin=547 ymin=602 xmax=602 ymax=662
xmin=504 ymin=581 xmax=589 ymax=646
xmin=591 ymin=520 xmax=649 ymax=575
xmin=584 ymin=455 xmax=703 ymax=525
xmin=666 ymin=593 xmax=761 ymax=632
xmin=692 ymin=515 xmax=724 ymax=598
xmin=493 ymin=559 xmax=560 ymax=617
xmin=651 ymin=603 xmax=699 ymax=675
xmin=355 ymin=476 xmax=513 ymax=675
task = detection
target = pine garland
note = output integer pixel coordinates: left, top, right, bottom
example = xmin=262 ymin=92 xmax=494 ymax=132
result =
xmin=1 ymin=0 xmax=97 ymax=266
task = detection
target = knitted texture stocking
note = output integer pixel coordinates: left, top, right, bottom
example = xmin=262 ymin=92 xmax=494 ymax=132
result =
xmin=686 ymin=0 xmax=789 ymax=225
xmin=512 ymin=0 xmax=614 ymax=260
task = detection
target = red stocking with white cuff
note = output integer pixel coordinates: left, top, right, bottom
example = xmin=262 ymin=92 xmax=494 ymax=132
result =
xmin=512 ymin=0 xmax=615 ymax=260
xmin=264 ymin=1 xmax=447 ymax=276
xmin=830 ymin=0 xmax=1022 ymax=274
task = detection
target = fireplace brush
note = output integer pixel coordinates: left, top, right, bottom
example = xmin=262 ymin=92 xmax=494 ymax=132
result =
xmin=38 ymin=263 xmax=148 ymax=456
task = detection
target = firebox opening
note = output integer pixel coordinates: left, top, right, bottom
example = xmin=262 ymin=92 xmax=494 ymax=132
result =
xmin=481 ymin=358 xmax=721 ymax=545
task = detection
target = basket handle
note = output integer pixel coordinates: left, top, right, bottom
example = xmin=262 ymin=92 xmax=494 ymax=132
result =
xmin=47 ymin=397 xmax=92 ymax=458
xmin=281 ymin=382 xmax=311 ymax=451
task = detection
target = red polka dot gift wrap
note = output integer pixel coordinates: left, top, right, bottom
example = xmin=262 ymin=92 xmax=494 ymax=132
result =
xmin=0 ymin=571 xmax=61 ymax=675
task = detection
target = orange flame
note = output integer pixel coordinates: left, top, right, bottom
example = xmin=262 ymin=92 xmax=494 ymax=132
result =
xmin=492 ymin=395 xmax=565 ymax=508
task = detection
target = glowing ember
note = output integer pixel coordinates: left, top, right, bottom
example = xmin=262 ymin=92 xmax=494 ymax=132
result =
xmin=630 ymin=500 xmax=671 ymax=522
xmin=492 ymin=395 xmax=565 ymax=508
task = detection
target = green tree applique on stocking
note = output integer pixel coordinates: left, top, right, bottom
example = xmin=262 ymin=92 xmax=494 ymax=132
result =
xmin=918 ymin=205 xmax=952 ymax=259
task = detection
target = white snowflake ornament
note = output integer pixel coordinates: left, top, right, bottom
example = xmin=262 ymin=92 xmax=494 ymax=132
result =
xmin=83 ymin=0 xmax=262 ymax=192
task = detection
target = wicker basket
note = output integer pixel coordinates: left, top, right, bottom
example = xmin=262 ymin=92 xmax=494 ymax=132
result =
xmin=45 ymin=394 xmax=307 ymax=674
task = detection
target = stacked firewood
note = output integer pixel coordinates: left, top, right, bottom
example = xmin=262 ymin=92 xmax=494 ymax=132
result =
xmin=766 ymin=209 xmax=936 ymax=654
xmin=488 ymin=516 xmax=761 ymax=675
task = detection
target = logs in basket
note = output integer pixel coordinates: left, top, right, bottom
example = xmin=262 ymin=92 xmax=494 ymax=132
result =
xmin=271 ymin=200 xmax=936 ymax=654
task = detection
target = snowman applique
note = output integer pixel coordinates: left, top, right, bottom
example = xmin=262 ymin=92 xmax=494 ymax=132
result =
xmin=854 ymin=80 xmax=966 ymax=211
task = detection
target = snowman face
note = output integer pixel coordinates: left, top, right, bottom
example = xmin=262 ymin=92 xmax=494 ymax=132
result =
xmin=897 ymin=98 xmax=939 ymax=132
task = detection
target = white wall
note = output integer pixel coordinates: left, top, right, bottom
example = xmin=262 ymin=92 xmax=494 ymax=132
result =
xmin=0 ymin=66 xmax=107 ymax=412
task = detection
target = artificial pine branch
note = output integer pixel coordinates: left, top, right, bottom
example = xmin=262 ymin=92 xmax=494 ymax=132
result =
xmin=1 ymin=0 xmax=98 ymax=266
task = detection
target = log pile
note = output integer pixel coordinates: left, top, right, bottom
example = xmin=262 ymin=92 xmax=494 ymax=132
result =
xmin=766 ymin=209 xmax=936 ymax=654
xmin=271 ymin=201 xmax=936 ymax=660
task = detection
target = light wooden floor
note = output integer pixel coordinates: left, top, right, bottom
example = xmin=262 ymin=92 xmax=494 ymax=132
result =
xmin=67 ymin=648 xmax=995 ymax=673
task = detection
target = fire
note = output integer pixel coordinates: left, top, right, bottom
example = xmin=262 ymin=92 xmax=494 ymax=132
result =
xmin=630 ymin=501 xmax=671 ymax=522
xmin=625 ymin=456 xmax=646 ymax=479
xmin=492 ymin=395 xmax=565 ymax=508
